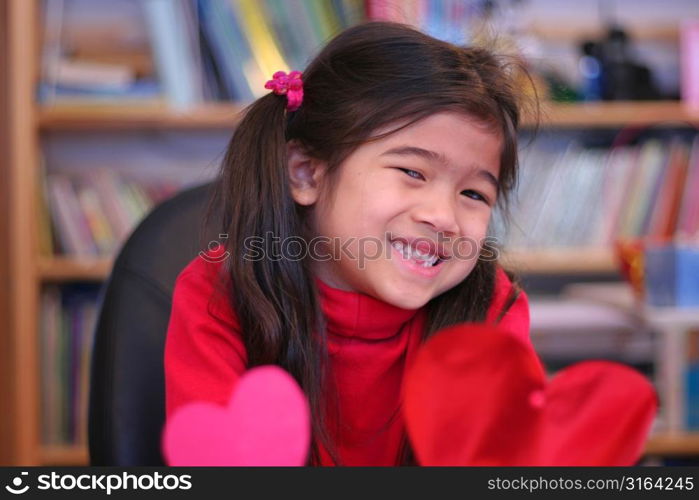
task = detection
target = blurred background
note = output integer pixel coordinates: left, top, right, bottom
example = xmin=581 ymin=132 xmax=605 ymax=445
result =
xmin=1 ymin=0 xmax=699 ymax=466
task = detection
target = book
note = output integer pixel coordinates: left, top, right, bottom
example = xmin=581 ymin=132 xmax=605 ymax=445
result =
xmin=681 ymin=20 xmax=699 ymax=109
xmin=231 ymin=0 xmax=289 ymax=94
xmin=197 ymin=0 xmax=255 ymax=101
xmin=40 ymin=285 xmax=101 ymax=446
xmin=676 ymin=137 xmax=699 ymax=242
xmin=143 ymin=0 xmax=203 ymax=108
xmin=500 ymin=134 xmax=699 ymax=253
xmin=617 ymin=141 xmax=666 ymax=239
xmin=646 ymin=142 xmax=690 ymax=242
xmin=46 ymin=174 xmax=98 ymax=256
xmin=39 ymin=0 xmax=161 ymax=105
xmin=45 ymin=169 xmax=186 ymax=257
xmin=598 ymin=146 xmax=638 ymax=245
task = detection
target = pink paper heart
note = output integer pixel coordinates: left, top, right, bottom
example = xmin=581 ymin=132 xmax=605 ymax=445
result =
xmin=163 ymin=365 xmax=311 ymax=466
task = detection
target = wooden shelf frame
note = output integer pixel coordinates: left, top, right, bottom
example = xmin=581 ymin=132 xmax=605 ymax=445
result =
xmin=39 ymin=102 xmax=245 ymax=130
xmin=645 ymin=433 xmax=699 ymax=457
xmin=37 ymin=431 xmax=699 ymax=467
xmin=502 ymin=248 xmax=617 ymax=275
xmin=37 ymin=249 xmax=617 ymax=283
xmin=37 ymin=101 xmax=699 ymax=131
xmin=3 ymin=0 xmax=697 ymax=467
xmin=537 ymin=101 xmax=699 ymax=128
xmin=40 ymin=445 xmax=89 ymax=466
xmin=3 ymin=0 xmax=41 ymax=466
xmin=38 ymin=256 xmax=114 ymax=282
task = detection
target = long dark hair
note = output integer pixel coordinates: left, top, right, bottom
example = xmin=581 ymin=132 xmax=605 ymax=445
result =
xmin=211 ymin=22 xmax=531 ymax=465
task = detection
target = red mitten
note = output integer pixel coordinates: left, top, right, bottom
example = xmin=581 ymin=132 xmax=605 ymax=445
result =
xmin=403 ymin=324 xmax=657 ymax=466
xmin=163 ymin=365 xmax=310 ymax=466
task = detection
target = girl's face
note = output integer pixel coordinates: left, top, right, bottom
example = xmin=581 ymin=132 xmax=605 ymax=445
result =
xmin=306 ymin=111 xmax=502 ymax=310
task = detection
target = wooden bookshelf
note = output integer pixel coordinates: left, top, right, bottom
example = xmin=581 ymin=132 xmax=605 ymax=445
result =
xmin=38 ymin=256 xmax=113 ymax=282
xmin=645 ymin=433 xmax=699 ymax=457
xmin=502 ymin=248 xmax=617 ymax=274
xmin=25 ymin=431 xmax=699 ymax=466
xmin=0 ymin=0 xmax=12 ymax=466
xmin=4 ymin=0 xmax=699 ymax=467
xmin=35 ymin=250 xmax=616 ymax=284
xmin=40 ymin=444 xmax=89 ymax=466
xmin=31 ymin=431 xmax=699 ymax=465
xmin=537 ymin=101 xmax=699 ymax=128
xmin=39 ymin=102 xmax=245 ymax=130
xmin=36 ymin=101 xmax=699 ymax=131
xmin=4 ymin=0 xmax=41 ymax=466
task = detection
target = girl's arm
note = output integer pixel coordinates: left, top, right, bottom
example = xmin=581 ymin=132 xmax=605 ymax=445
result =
xmin=164 ymin=257 xmax=248 ymax=418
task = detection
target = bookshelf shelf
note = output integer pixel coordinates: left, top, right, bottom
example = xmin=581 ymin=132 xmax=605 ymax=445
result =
xmin=38 ymin=103 xmax=244 ymax=130
xmin=36 ymin=250 xmax=616 ymax=282
xmin=538 ymin=101 xmax=699 ymax=128
xmin=645 ymin=433 xmax=699 ymax=456
xmin=502 ymin=248 xmax=617 ymax=274
xmin=38 ymin=256 xmax=113 ymax=282
xmin=39 ymin=445 xmax=89 ymax=466
xmin=31 ymin=432 xmax=699 ymax=466
xmin=30 ymin=432 xmax=699 ymax=465
xmin=37 ymin=101 xmax=699 ymax=131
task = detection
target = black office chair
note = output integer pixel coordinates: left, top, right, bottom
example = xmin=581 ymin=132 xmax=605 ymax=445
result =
xmin=88 ymin=182 xmax=219 ymax=465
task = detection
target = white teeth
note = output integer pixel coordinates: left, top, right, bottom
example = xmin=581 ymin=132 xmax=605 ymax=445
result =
xmin=391 ymin=241 xmax=439 ymax=267
xmin=422 ymin=255 xmax=439 ymax=267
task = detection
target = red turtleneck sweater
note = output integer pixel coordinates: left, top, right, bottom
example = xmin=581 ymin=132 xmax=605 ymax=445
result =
xmin=165 ymin=255 xmax=531 ymax=466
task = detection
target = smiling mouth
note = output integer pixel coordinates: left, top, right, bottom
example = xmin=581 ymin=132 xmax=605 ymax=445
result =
xmin=390 ymin=240 xmax=444 ymax=268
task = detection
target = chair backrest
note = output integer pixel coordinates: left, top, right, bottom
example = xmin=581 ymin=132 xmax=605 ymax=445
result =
xmin=88 ymin=182 xmax=219 ymax=465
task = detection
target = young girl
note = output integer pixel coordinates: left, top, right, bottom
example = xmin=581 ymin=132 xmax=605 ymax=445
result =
xmin=165 ymin=21 xmax=531 ymax=466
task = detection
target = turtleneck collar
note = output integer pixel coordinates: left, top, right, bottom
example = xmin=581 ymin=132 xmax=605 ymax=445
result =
xmin=314 ymin=277 xmax=422 ymax=340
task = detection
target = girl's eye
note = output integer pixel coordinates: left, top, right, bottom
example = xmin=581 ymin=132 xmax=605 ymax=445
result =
xmin=397 ymin=168 xmax=425 ymax=181
xmin=461 ymin=189 xmax=489 ymax=204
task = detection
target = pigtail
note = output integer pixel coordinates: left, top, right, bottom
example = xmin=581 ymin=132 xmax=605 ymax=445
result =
xmin=212 ymin=94 xmax=337 ymax=465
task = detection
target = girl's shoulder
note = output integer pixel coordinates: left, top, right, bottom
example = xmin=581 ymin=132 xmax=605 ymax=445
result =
xmin=172 ymin=248 xmax=235 ymax=324
xmin=176 ymin=246 xmax=230 ymax=283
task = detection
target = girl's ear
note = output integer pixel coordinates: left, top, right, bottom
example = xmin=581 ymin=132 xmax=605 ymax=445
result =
xmin=286 ymin=141 xmax=326 ymax=206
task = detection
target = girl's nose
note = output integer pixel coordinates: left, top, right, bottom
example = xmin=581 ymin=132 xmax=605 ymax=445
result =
xmin=412 ymin=192 xmax=460 ymax=235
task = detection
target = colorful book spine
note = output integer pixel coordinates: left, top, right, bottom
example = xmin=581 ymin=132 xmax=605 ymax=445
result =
xmin=499 ymin=137 xmax=699 ymax=252
xmin=677 ymin=137 xmax=699 ymax=242
xmin=40 ymin=285 xmax=101 ymax=446
xmin=198 ymin=0 xmax=256 ymax=101
xmin=681 ymin=20 xmax=699 ymax=109
xmin=47 ymin=175 xmax=98 ymax=256
xmin=232 ymin=0 xmax=289 ymax=95
xmin=45 ymin=170 xmax=184 ymax=257
xmin=143 ymin=0 xmax=202 ymax=108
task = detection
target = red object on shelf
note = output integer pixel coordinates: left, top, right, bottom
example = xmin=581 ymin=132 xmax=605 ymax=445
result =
xmin=614 ymin=238 xmax=646 ymax=300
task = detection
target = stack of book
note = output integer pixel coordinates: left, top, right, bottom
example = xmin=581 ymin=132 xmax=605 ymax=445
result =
xmin=41 ymin=168 xmax=181 ymax=257
xmin=366 ymin=0 xmax=477 ymax=45
xmin=495 ymin=136 xmax=699 ymax=250
xmin=40 ymin=284 xmax=101 ymax=446
xmin=40 ymin=0 xmax=367 ymax=107
xmin=39 ymin=0 xmax=160 ymax=104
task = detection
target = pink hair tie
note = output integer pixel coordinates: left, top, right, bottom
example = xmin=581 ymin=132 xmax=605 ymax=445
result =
xmin=264 ymin=70 xmax=303 ymax=112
